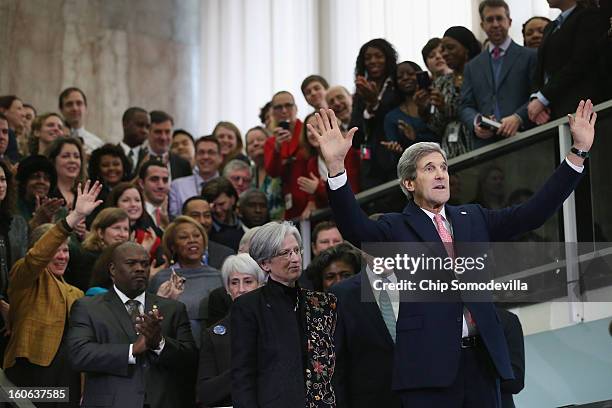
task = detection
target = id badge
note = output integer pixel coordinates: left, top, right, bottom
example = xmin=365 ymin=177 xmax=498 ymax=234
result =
xmin=284 ymin=193 xmax=293 ymax=210
xmin=447 ymin=123 xmax=460 ymax=143
xmin=360 ymin=144 xmax=372 ymax=160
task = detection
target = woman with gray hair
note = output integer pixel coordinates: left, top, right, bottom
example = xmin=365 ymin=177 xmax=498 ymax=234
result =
xmin=231 ymin=221 xmax=338 ymax=407
xmin=198 ymin=253 xmax=265 ymax=407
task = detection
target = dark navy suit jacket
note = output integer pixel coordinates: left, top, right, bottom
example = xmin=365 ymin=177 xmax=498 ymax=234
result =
xmin=459 ymin=41 xmax=537 ymax=148
xmin=330 ymin=272 xmax=401 ymax=408
xmin=327 ymin=160 xmax=582 ymax=392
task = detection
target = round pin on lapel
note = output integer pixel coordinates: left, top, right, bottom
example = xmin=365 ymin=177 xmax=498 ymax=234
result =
xmin=213 ymin=325 xmax=226 ymax=335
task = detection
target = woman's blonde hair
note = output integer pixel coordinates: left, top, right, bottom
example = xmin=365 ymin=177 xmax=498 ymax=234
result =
xmin=82 ymin=208 xmax=129 ymax=252
xmin=162 ymin=215 xmax=209 ymax=263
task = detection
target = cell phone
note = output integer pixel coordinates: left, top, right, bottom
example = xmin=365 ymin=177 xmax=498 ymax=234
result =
xmin=279 ymin=121 xmax=290 ymax=131
xmin=416 ymin=71 xmax=432 ymax=90
xmin=476 ymin=114 xmax=502 ymax=131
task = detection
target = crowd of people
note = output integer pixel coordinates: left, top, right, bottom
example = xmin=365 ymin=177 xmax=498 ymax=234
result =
xmin=0 ymin=0 xmax=609 ymax=407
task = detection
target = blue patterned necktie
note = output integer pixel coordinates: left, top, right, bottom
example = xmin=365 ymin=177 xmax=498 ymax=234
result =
xmin=378 ymin=277 xmax=396 ymax=342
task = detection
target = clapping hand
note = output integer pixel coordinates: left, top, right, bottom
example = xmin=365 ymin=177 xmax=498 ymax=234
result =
xmin=380 ymin=141 xmax=403 ymax=154
xmin=297 ymin=172 xmax=320 ymax=194
xmin=307 ymin=109 xmax=358 ymax=176
xmin=30 ymin=196 xmax=64 ymax=229
xmin=397 ymin=120 xmax=416 ymax=141
xmin=133 ymin=308 xmax=164 ymax=354
xmin=355 ymin=76 xmax=379 ymax=107
xmin=138 ymin=309 xmax=164 ymax=350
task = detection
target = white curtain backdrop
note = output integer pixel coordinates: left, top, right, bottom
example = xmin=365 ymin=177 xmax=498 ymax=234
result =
xmin=199 ymin=0 xmax=558 ymax=137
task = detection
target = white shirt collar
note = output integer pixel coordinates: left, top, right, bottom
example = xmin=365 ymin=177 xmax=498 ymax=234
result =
xmin=120 ymin=142 xmax=142 ymax=156
xmin=113 ymin=285 xmax=146 ymax=307
xmin=487 ymin=36 xmax=512 ymax=53
xmin=145 ymin=200 xmax=160 ymax=213
xmin=420 ymin=206 xmax=448 ymax=223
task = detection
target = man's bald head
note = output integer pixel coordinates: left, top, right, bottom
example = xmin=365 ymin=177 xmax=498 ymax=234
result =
xmin=325 ymin=86 xmax=353 ymax=124
xmin=110 ymin=241 xmax=151 ymax=298
xmin=112 ymin=241 xmax=147 ymax=263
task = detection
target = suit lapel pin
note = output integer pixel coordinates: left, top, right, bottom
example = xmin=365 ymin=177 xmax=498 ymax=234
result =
xmin=213 ymin=325 xmax=227 ymax=335
xmin=460 ymin=211 xmax=467 ymax=215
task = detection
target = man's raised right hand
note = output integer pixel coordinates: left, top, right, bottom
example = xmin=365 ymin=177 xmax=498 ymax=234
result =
xmin=308 ymin=109 xmax=357 ymax=176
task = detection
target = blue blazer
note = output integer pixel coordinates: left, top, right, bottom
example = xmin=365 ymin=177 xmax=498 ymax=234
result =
xmin=327 ymin=160 xmax=582 ymax=391
xmin=459 ymin=41 xmax=537 ymax=147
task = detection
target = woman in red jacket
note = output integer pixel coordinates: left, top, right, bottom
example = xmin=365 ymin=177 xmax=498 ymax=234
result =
xmin=298 ymin=113 xmax=361 ymax=213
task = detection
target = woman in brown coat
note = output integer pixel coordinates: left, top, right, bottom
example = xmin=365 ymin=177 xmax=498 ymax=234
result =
xmin=3 ymin=180 xmax=102 ymax=407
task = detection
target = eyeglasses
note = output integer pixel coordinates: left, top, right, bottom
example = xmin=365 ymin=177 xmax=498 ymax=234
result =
xmin=274 ymin=247 xmax=303 ymax=259
xmin=272 ymin=103 xmax=295 ymax=112
xmin=229 ymin=175 xmax=252 ymax=184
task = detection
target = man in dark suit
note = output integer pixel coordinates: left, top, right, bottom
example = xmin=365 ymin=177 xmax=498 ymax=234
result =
xmin=330 ymin=268 xmax=401 ymax=408
xmin=309 ymin=101 xmax=595 ymax=407
xmin=460 ymin=0 xmax=537 ymax=148
xmin=68 ymin=242 xmax=197 ymax=408
xmin=143 ymin=110 xmax=192 ymax=181
xmin=528 ymin=0 xmax=608 ymax=124
xmin=119 ymin=107 xmax=150 ymax=178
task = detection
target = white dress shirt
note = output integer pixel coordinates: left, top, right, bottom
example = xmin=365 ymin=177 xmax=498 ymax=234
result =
xmin=73 ymin=127 xmax=104 ymax=154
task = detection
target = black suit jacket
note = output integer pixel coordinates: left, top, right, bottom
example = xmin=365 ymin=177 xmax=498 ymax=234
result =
xmin=535 ymin=5 xmax=608 ymax=118
xmin=204 ymin=286 xmax=232 ymax=327
xmin=208 ymin=240 xmax=235 ymax=270
xmin=168 ymin=153 xmax=193 ymax=179
xmin=349 ymin=84 xmax=399 ymax=187
xmin=198 ymin=314 xmax=232 ymax=407
xmin=330 ymin=272 xmax=401 ymax=408
xmin=135 ymin=149 xmax=193 ymax=180
xmin=68 ymin=290 xmax=198 ymax=408
xmin=498 ymin=308 xmax=525 ymax=408
xmin=231 ymin=281 xmax=337 ymax=407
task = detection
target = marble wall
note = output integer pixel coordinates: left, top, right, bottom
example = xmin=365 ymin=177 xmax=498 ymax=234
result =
xmin=0 ymin=0 xmax=201 ymax=143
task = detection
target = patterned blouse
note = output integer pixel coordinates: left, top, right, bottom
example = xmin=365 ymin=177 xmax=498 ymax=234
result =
xmin=428 ymin=73 xmax=472 ymax=159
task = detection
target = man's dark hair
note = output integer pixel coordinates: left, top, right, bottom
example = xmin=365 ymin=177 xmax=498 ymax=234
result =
xmin=173 ymin=129 xmax=195 ymax=144
xmin=23 ymin=103 xmax=37 ymax=116
xmin=138 ymin=158 xmax=167 ymax=181
xmin=307 ymin=243 xmax=361 ymax=291
xmin=238 ymin=189 xmax=268 ymax=209
xmin=150 ymin=110 xmax=174 ymax=126
xmin=0 ymin=112 xmax=8 ymax=123
xmin=58 ymin=87 xmax=87 ymax=109
xmin=521 ymin=16 xmax=551 ymax=35
xmin=201 ymin=176 xmax=238 ymax=202
xmin=312 ymin=221 xmax=339 ymax=243
xmin=271 ymin=90 xmax=294 ymax=103
xmin=0 ymin=95 xmax=20 ymax=111
xmin=122 ymin=107 xmax=148 ymax=126
xmin=478 ymin=0 xmax=510 ymax=20
xmin=181 ymin=195 xmax=208 ymax=214
xmin=300 ymin=75 xmax=330 ymax=95
xmin=421 ymin=38 xmax=442 ymax=67
xmin=195 ymin=134 xmax=220 ymax=151
xmin=258 ymin=101 xmax=272 ymax=124
xmin=355 ymin=38 xmax=398 ymax=80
